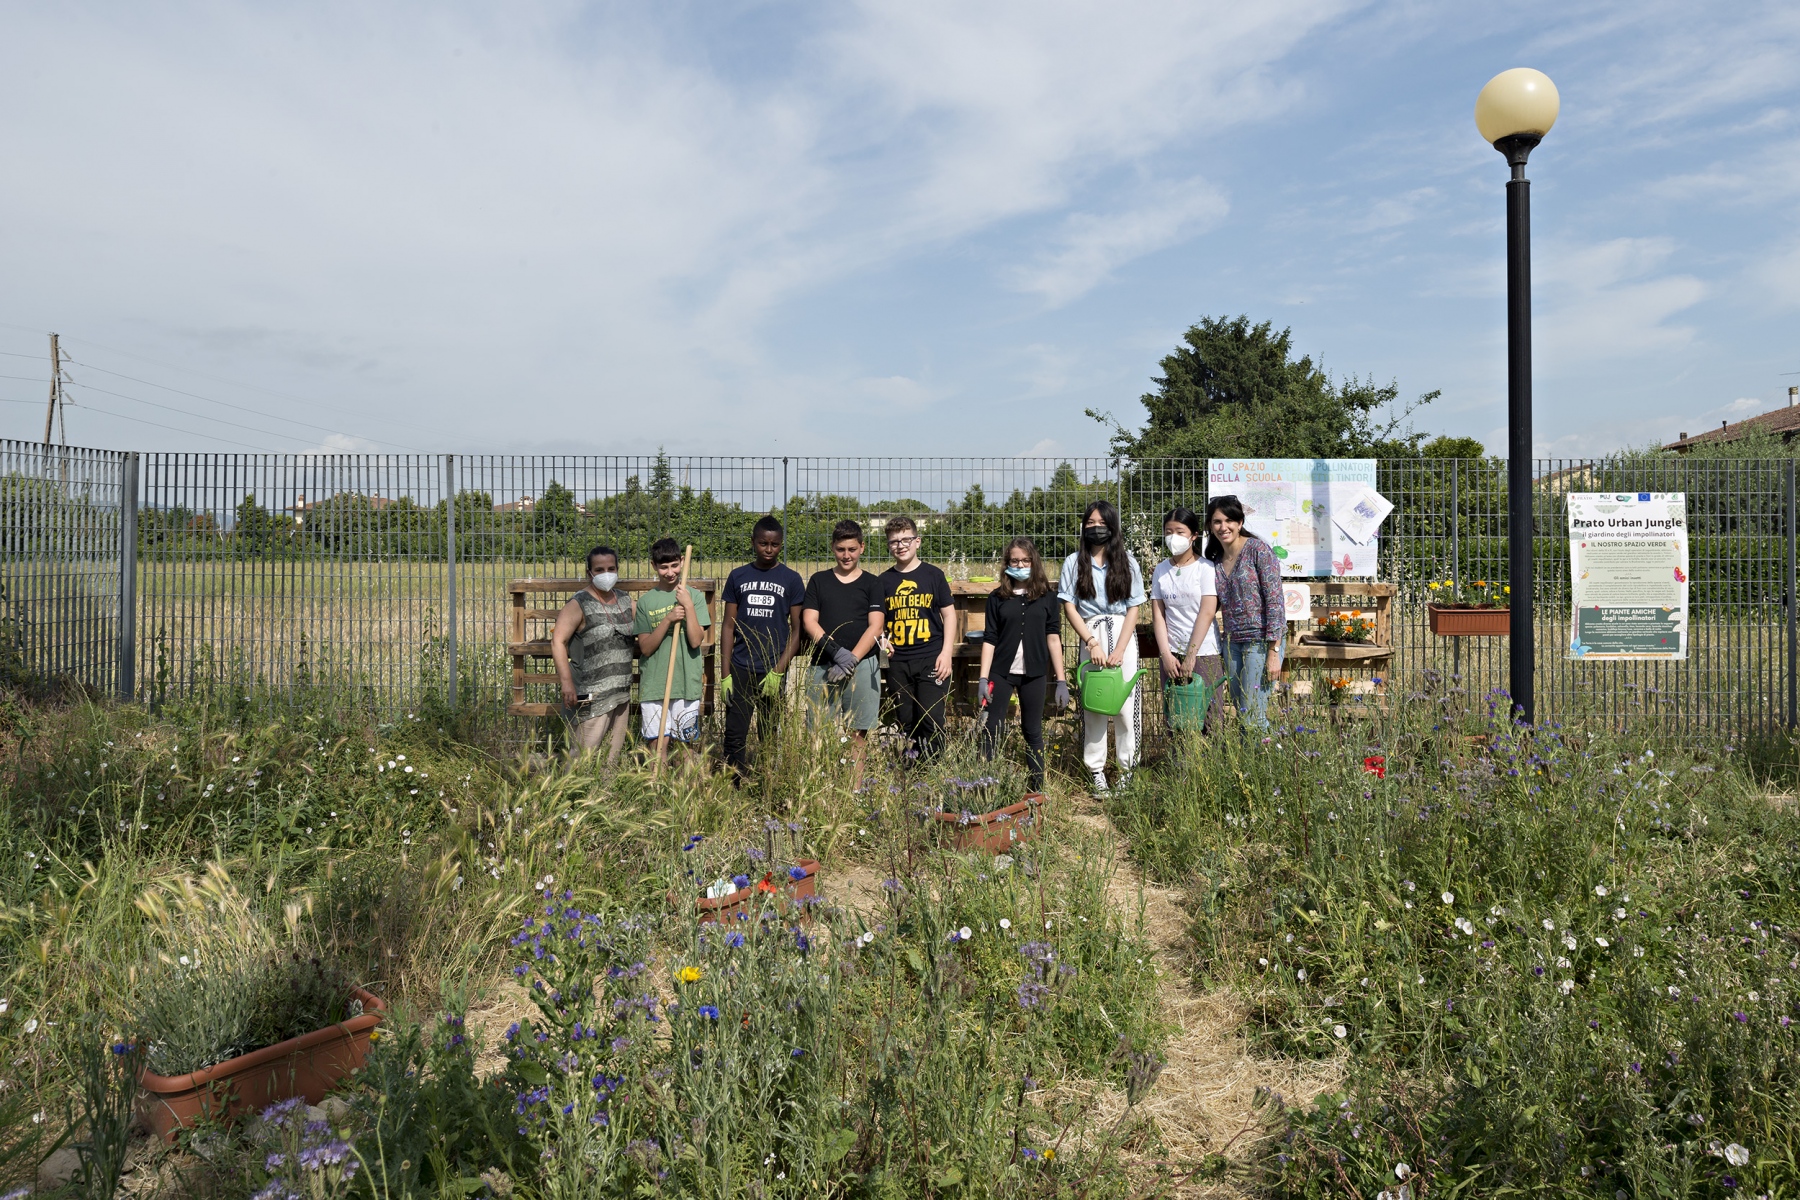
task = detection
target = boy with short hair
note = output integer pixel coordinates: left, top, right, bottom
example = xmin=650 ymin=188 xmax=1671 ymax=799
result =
xmin=802 ymin=519 xmax=884 ymax=788
xmin=633 ymin=537 xmax=711 ymax=763
xmin=718 ymin=515 xmax=805 ymax=779
xmin=879 ymin=515 xmax=957 ymax=760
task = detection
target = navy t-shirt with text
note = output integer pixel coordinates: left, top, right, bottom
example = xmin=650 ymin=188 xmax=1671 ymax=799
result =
xmin=723 ymin=562 xmax=805 ymax=671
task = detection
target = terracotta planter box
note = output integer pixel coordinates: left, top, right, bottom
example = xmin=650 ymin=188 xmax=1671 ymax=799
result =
xmin=680 ymin=859 xmax=821 ymax=924
xmin=1427 ymin=604 xmax=1510 ymax=637
xmin=932 ymin=795 xmax=1044 ymax=855
xmin=137 ymin=987 xmax=385 ymax=1143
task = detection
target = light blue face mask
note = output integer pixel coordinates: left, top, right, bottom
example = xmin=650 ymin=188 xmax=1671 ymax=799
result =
xmin=1005 ymin=566 xmax=1031 ymax=581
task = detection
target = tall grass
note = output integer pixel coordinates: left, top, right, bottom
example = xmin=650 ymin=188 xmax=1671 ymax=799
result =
xmin=1108 ymin=693 xmax=1800 ymax=1196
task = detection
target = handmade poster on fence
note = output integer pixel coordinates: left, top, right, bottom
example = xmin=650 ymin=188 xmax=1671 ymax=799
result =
xmin=1566 ymin=492 xmax=1688 ymax=660
xmin=1207 ymin=459 xmax=1386 ymax=576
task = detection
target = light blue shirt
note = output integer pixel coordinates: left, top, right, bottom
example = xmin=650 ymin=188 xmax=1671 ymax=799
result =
xmin=1057 ymin=552 xmax=1146 ymax=619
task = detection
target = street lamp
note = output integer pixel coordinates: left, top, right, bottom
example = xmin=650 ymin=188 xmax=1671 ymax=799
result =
xmin=1476 ymin=67 xmax=1559 ymax=725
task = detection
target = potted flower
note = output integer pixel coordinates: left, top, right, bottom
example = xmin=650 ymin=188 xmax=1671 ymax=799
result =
xmin=1426 ymin=579 xmax=1511 ymax=636
xmin=134 ymin=951 xmax=384 ymax=1142
xmin=1310 ymin=611 xmax=1376 ymax=644
xmin=929 ymin=776 xmax=1044 ymax=855
xmin=675 ymin=824 xmax=821 ymax=923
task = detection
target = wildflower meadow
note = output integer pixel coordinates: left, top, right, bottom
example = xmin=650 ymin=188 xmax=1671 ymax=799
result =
xmin=0 ymin=669 xmax=1794 ymax=1199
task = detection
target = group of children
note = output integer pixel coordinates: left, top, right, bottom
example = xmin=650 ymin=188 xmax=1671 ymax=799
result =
xmin=548 ymin=493 xmax=1287 ymax=792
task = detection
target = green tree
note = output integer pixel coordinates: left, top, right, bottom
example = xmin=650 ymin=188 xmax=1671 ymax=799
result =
xmin=1095 ymin=315 xmax=1438 ymax=460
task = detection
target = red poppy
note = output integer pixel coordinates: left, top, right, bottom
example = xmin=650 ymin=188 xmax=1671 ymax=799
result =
xmin=1362 ymin=756 xmax=1386 ymax=778
xmin=756 ymin=873 xmax=778 ymax=894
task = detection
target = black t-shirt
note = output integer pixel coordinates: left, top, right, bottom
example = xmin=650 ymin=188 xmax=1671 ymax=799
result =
xmin=881 ymin=562 xmax=952 ymax=661
xmin=802 ymin=569 xmax=884 ymax=665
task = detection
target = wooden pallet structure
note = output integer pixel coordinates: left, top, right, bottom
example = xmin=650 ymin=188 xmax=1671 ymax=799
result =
xmin=1281 ymin=580 xmax=1395 ymax=708
xmin=507 ymin=578 xmax=719 ymax=718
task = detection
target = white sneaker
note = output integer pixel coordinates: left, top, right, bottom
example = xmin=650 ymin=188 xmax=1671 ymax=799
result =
xmin=1090 ymin=771 xmax=1110 ymax=795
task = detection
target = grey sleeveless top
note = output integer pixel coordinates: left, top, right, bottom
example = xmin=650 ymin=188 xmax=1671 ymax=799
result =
xmin=570 ymin=590 xmax=634 ymax=718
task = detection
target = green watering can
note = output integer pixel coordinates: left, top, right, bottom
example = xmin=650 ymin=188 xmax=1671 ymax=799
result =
xmin=1077 ymin=660 xmax=1142 ymax=716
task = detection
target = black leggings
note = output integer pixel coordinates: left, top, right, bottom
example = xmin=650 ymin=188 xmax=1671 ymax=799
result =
xmin=980 ymin=672 xmax=1046 ymax=790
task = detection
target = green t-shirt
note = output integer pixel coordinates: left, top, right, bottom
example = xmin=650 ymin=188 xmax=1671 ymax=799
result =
xmin=632 ymin=584 xmax=711 ymax=702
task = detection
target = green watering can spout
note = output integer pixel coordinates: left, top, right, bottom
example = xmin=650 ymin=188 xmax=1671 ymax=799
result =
xmin=1077 ymin=660 xmax=1141 ymax=716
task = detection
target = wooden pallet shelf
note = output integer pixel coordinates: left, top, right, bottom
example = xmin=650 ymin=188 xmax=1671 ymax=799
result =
xmin=508 ymin=578 xmax=719 ymax=718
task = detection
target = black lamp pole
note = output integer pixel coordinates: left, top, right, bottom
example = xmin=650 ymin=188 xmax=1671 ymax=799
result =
xmin=1496 ymin=133 xmax=1539 ymax=725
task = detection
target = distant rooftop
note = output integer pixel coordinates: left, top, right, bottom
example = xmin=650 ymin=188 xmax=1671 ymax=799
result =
xmin=1666 ymin=389 xmax=1800 ymax=452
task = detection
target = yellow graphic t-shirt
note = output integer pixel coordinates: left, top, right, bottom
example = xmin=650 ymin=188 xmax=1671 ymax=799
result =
xmin=880 ymin=563 xmax=951 ymax=661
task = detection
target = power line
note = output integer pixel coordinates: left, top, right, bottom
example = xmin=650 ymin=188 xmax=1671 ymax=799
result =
xmin=60 ymin=356 xmax=426 ymax=451
xmin=0 ymin=322 xmax=430 ymax=445
xmin=41 ymin=397 xmax=289 ymax=452
xmin=61 ymin=379 xmax=322 ymax=449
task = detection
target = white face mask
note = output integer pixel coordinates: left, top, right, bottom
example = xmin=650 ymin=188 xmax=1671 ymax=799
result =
xmin=1165 ymin=533 xmax=1193 ymax=558
xmin=592 ymin=571 xmax=618 ymax=592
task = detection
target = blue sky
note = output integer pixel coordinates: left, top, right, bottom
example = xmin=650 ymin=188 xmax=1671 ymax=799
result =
xmin=1 ymin=1 xmax=1796 ymax=460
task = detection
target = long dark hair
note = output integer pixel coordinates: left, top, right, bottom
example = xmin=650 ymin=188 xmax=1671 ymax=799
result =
xmin=1076 ymin=499 xmax=1131 ymax=604
xmin=1000 ymin=536 xmax=1052 ymax=601
xmin=1201 ymin=495 xmax=1262 ymax=564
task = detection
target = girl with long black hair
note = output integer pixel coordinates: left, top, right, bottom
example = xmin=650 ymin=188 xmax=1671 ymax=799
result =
xmin=1057 ymin=499 xmax=1145 ymax=794
xmin=1150 ymin=505 xmax=1224 ymax=732
xmin=976 ymin=537 xmax=1067 ymax=791
xmin=1204 ymin=494 xmax=1285 ymax=731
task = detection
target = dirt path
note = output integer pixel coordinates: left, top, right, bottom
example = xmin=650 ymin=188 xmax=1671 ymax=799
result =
xmin=1061 ymin=800 xmax=1339 ymax=1197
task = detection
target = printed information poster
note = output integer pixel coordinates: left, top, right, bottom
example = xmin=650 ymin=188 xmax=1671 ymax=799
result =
xmin=1207 ymin=459 xmax=1388 ymax=576
xmin=1566 ymin=492 xmax=1688 ymax=660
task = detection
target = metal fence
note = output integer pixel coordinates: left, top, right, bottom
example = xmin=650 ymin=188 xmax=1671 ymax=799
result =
xmin=6 ymin=445 xmax=1797 ymax=736
xmin=0 ymin=439 xmax=135 ymax=696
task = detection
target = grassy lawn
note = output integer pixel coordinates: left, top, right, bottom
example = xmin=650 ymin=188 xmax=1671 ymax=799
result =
xmin=0 ymin=675 xmax=1794 ymax=1198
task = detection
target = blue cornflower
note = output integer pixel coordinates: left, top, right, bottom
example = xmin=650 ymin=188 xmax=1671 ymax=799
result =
xmin=698 ymin=1005 xmax=721 ymax=1020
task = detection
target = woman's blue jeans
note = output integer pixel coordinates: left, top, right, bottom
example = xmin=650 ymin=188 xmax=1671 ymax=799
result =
xmin=1225 ymin=639 xmax=1272 ymax=732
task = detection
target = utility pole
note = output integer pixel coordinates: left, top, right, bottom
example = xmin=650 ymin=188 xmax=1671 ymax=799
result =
xmin=42 ymin=333 xmax=64 ymax=446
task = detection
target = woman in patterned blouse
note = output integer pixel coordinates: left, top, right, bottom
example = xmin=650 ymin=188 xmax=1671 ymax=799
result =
xmin=1203 ymin=495 xmax=1284 ymax=731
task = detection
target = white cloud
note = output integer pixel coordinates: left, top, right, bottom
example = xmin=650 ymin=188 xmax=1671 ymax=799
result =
xmin=1535 ymin=238 xmax=1706 ymax=371
xmin=1009 ymin=180 xmax=1230 ymax=306
xmin=302 ymin=433 xmax=382 ymax=456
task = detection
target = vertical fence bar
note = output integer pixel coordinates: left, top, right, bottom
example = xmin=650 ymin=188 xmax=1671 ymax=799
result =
xmin=1788 ymin=460 xmax=1796 ymax=730
xmin=445 ymin=453 xmax=458 ymax=707
xmin=117 ymin=452 xmax=138 ymax=701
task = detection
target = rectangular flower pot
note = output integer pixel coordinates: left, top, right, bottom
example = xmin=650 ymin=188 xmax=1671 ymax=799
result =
xmin=932 ymin=795 xmax=1044 ymax=855
xmin=681 ymin=859 xmax=820 ymax=924
xmin=1427 ymin=604 xmax=1510 ymax=637
xmin=136 ymin=987 xmax=385 ymax=1143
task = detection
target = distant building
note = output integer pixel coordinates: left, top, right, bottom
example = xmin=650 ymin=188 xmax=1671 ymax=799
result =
xmin=289 ymin=492 xmax=394 ymax=527
xmin=1666 ymin=387 xmax=1800 ymax=453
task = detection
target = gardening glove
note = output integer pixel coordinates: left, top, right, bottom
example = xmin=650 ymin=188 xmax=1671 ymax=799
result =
xmin=1054 ymin=680 xmax=1071 ymax=711
xmin=977 ymin=677 xmax=993 ymax=708
xmin=831 ymin=646 xmax=859 ymax=676
xmin=718 ymin=673 xmax=734 ymax=704
xmin=759 ymin=669 xmax=784 ymax=698
xmin=824 ymin=662 xmax=852 ymax=685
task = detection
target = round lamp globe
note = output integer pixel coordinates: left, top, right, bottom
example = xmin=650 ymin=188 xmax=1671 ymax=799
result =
xmin=1475 ymin=68 xmax=1560 ymax=144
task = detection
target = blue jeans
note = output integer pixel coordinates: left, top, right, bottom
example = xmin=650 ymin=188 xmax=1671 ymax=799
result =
xmin=1225 ymin=639 xmax=1273 ymax=732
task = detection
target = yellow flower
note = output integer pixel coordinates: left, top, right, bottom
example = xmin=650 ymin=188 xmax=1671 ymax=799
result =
xmin=1045 ymin=1149 xmax=1055 ymax=1161
xmin=1504 ymin=586 xmax=1511 ymax=593
xmin=676 ymin=966 xmax=702 ymax=984
xmin=1428 ymin=582 xmax=1440 ymax=590
xmin=1476 ymin=580 xmax=1487 ymax=587
xmin=368 ymin=1028 xmax=380 ymax=1042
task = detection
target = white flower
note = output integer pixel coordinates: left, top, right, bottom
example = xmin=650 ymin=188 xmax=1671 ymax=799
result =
xmin=1724 ymin=1143 xmax=1750 ymax=1167
xmin=452 ymin=875 xmax=463 ymax=891
xmin=22 ymin=1019 xmax=37 ymax=1034
xmin=1633 ymin=945 xmax=1645 ymax=957
xmin=1332 ymin=1024 xmax=1347 ymax=1039
xmin=1562 ymin=933 xmax=1578 ymax=951
xmin=1258 ymin=957 xmax=1269 ymax=966
xmin=396 ymin=754 xmax=405 ymax=761
xmin=1594 ymin=885 xmax=1608 ymax=897
xmin=31 ymin=1111 xmax=43 ymax=1124
xmin=1454 ymin=917 xmax=1475 ymax=936
xmin=1614 ymin=907 xmax=1627 ymax=920
xmin=1748 ymin=990 xmax=1759 ymax=1002
xmin=860 ymin=931 xmax=874 ymax=945
xmin=179 ymin=955 xmax=190 ymax=965
xmin=1543 ymin=919 xmax=1555 ymax=930
xmin=1395 ymin=1163 xmax=1411 ymax=1180
xmin=1403 ymin=880 xmax=1416 ymax=892
xmin=1296 ymin=968 xmax=1307 ymax=981
xmin=1558 ymin=979 xmax=1575 ymax=994
xmin=1556 ymin=956 xmax=1571 ymax=969
xmin=1668 ymin=985 xmax=1681 ymax=997
xmin=404 ymin=765 xmax=414 ymax=774
xmin=1441 ymin=892 xmax=1454 ymax=905
xmin=231 ymin=755 xmax=240 ymax=763
xmin=958 ymin=926 xmax=972 ymax=941
xmin=1595 ymin=937 xmax=1609 ymax=949
xmin=999 ymin=919 xmax=1011 ymax=930
xmin=0 ymin=999 xmax=7 ymax=1014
